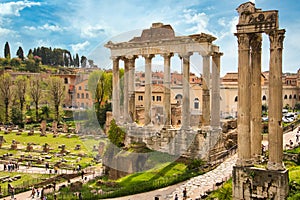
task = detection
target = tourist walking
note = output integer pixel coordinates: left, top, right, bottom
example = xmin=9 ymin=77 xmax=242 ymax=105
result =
xmin=183 ymin=187 xmax=187 ymax=200
xmin=174 ymin=193 xmax=178 ymax=200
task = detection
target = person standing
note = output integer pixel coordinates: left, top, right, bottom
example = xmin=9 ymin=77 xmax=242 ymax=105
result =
xmin=174 ymin=194 xmax=178 ymax=200
xmin=183 ymin=187 xmax=187 ymax=200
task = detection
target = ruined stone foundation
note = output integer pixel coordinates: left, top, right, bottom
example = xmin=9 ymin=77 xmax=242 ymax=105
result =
xmin=232 ymin=166 xmax=289 ymax=200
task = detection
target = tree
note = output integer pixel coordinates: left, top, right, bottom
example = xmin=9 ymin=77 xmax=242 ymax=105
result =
xmin=75 ymin=54 xmax=80 ymax=67
xmin=0 ymin=73 xmax=13 ymax=123
xmin=14 ymin=76 xmax=27 ymax=126
xmin=47 ymin=77 xmax=65 ymax=122
xmin=27 ymin=49 xmax=33 ymax=57
xmin=4 ymin=42 xmax=10 ymax=59
xmin=29 ymin=76 xmax=42 ymax=122
xmin=16 ymin=46 xmax=24 ymax=60
xmin=108 ymin=119 xmax=125 ymax=147
xmin=81 ymin=56 xmax=87 ymax=68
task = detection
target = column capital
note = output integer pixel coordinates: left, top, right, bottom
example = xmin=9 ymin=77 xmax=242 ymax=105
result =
xmin=268 ymin=29 xmax=285 ymax=50
xmin=179 ymin=52 xmax=193 ymax=59
xmin=212 ymin=52 xmax=223 ymax=58
xmin=142 ymin=54 xmax=155 ymax=60
xmin=161 ymin=53 xmax=174 ymax=59
xmin=249 ymin=33 xmax=262 ymax=51
xmin=235 ymin=33 xmax=250 ymax=50
xmin=125 ymin=55 xmax=138 ymax=60
xmin=110 ymin=56 xmax=120 ymax=61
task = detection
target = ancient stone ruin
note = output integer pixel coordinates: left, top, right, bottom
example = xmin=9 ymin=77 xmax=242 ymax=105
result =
xmin=232 ymin=2 xmax=288 ymax=199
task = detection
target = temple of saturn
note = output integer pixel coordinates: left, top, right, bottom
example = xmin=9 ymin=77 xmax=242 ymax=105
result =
xmin=105 ymin=22 xmax=223 ymax=158
xmin=233 ymin=2 xmax=288 ymax=199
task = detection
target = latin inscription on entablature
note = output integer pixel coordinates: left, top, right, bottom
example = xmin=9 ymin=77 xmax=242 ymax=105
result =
xmin=237 ymin=11 xmax=278 ymax=33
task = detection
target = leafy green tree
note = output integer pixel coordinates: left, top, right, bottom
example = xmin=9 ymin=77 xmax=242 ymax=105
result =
xmin=16 ymin=46 xmax=24 ymax=60
xmin=47 ymin=76 xmax=65 ymax=122
xmin=29 ymin=76 xmax=43 ymax=121
xmin=4 ymin=41 xmax=10 ymax=59
xmin=81 ymin=56 xmax=87 ymax=68
xmin=210 ymin=181 xmax=232 ymax=200
xmin=10 ymin=58 xmax=21 ymax=67
xmin=14 ymin=76 xmax=27 ymax=126
xmin=108 ymin=119 xmax=126 ymax=147
xmin=0 ymin=73 xmax=13 ymax=123
xmin=294 ymin=102 xmax=300 ymax=111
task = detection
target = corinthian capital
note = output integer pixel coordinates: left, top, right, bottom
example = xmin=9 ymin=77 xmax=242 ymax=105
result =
xmin=268 ymin=29 xmax=285 ymax=50
xmin=235 ymin=33 xmax=250 ymax=50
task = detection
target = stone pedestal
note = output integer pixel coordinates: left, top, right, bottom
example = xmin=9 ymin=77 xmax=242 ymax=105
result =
xmin=233 ymin=166 xmax=289 ymax=200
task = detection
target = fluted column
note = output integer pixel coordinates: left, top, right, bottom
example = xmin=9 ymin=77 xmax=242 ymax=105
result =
xmin=143 ymin=54 xmax=155 ymax=125
xmin=163 ymin=53 xmax=173 ymax=128
xmin=267 ymin=29 xmax=286 ymax=171
xmin=250 ymin=33 xmax=263 ymax=161
xmin=180 ymin=52 xmax=192 ymax=130
xmin=127 ymin=55 xmax=137 ymax=123
xmin=123 ymin=58 xmax=129 ymax=123
xmin=236 ymin=33 xmax=252 ymax=166
xmin=112 ymin=57 xmax=120 ymax=122
xmin=211 ymin=52 xmax=223 ymax=129
xmin=202 ymin=55 xmax=211 ymax=127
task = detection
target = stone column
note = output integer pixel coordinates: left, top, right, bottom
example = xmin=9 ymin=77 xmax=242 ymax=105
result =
xmin=250 ymin=33 xmax=263 ymax=161
xmin=267 ymin=29 xmax=286 ymax=171
xmin=127 ymin=55 xmax=137 ymax=123
xmin=123 ymin=58 xmax=129 ymax=123
xmin=112 ymin=56 xmax=120 ymax=121
xmin=180 ymin=52 xmax=192 ymax=130
xmin=163 ymin=53 xmax=173 ymax=129
xmin=236 ymin=33 xmax=252 ymax=166
xmin=211 ymin=52 xmax=223 ymax=129
xmin=202 ymin=55 xmax=211 ymax=128
xmin=143 ymin=54 xmax=155 ymax=125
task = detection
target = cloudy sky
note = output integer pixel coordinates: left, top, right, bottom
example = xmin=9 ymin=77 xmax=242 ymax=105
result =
xmin=0 ymin=0 xmax=299 ymax=76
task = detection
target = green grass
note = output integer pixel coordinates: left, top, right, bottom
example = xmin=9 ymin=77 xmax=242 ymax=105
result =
xmin=286 ymin=146 xmax=300 ymax=154
xmin=0 ymin=131 xmax=104 ymax=169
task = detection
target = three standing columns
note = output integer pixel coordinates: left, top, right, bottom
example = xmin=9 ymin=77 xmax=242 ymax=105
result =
xmin=236 ymin=30 xmax=286 ymax=170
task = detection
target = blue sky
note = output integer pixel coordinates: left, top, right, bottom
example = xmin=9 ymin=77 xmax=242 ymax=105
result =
xmin=0 ymin=0 xmax=299 ymax=76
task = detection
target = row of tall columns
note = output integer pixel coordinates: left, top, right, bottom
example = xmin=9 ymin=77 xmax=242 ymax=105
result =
xmin=236 ymin=30 xmax=285 ymax=170
xmin=111 ymin=52 xmax=222 ymax=131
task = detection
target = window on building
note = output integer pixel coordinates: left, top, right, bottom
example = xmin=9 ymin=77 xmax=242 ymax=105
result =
xmin=294 ymin=94 xmax=297 ymax=99
xmin=234 ymin=96 xmax=238 ymax=102
xmin=156 ymin=96 xmax=162 ymax=101
xmin=175 ymin=94 xmax=183 ymax=104
xmin=262 ymin=95 xmax=267 ymax=101
xmin=64 ymin=78 xmax=68 ymax=84
xmin=289 ymin=94 xmax=292 ymax=99
xmin=84 ymin=84 xmax=88 ymax=91
xmin=138 ymin=95 xmax=143 ymax=101
xmin=152 ymin=96 xmax=155 ymax=101
xmin=81 ymin=93 xmax=84 ymax=99
xmin=77 ymin=93 xmax=80 ymax=99
xmin=78 ymin=86 xmax=82 ymax=90
xmin=86 ymin=93 xmax=89 ymax=99
xmin=284 ymin=95 xmax=287 ymax=99
xmin=194 ymin=98 xmax=199 ymax=109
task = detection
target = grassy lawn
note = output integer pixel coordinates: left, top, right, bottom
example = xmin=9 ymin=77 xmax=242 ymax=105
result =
xmin=0 ymin=131 xmax=104 ymax=169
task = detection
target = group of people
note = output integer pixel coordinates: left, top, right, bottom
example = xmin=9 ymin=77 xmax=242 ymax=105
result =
xmin=3 ymin=162 xmax=19 ymax=171
xmin=174 ymin=187 xmax=187 ymax=200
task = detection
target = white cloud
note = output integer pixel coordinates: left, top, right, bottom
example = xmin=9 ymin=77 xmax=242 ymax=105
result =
xmin=0 ymin=27 xmax=14 ymax=36
xmin=182 ymin=9 xmax=210 ymax=34
xmin=0 ymin=1 xmax=41 ymax=16
xmin=81 ymin=25 xmax=105 ymax=38
xmin=249 ymin=0 xmax=256 ymax=3
xmin=24 ymin=23 xmax=63 ymax=32
xmin=71 ymin=41 xmax=90 ymax=53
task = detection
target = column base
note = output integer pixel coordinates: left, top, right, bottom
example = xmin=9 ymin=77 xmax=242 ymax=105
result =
xmin=267 ymin=161 xmax=286 ymax=171
xmin=233 ymin=166 xmax=289 ymax=200
xmin=236 ymin=158 xmax=254 ymax=167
